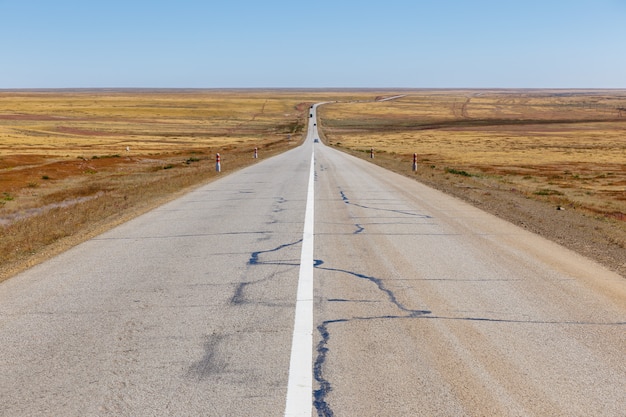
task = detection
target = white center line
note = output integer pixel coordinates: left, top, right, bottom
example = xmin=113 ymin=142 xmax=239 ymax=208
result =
xmin=284 ymin=149 xmax=315 ymax=417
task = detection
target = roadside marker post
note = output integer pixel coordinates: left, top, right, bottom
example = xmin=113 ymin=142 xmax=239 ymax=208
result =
xmin=413 ymin=153 xmax=418 ymax=171
xmin=216 ymin=153 xmax=221 ymax=172
xmin=370 ymin=147 xmax=374 ymax=159
xmin=254 ymin=147 xmax=258 ymax=159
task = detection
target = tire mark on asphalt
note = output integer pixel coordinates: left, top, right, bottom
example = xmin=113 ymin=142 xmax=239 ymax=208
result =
xmin=188 ymin=334 xmax=227 ymax=380
xmin=273 ymin=196 xmax=287 ymax=213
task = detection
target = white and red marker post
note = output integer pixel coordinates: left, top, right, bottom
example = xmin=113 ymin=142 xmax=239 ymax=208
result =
xmin=370 ymin=147 xmax=374 ymax=159
xmin=216 ymin=153 xmax=221 ymax=172
xmin=254 ymin=147 xmax=258 ymax=159
xmin=413 ymin=153 xmax=418 ymax=171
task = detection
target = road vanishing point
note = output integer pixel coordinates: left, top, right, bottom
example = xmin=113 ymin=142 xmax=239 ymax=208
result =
xmin=1 ymin=104 xmax=625 ymax=416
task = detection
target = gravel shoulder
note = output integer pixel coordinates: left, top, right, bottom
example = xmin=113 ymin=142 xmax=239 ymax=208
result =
xmin=403 ymin=161 xmax=626 ymax=278
xmin=331 ymin=147 xmax=626 ymax=279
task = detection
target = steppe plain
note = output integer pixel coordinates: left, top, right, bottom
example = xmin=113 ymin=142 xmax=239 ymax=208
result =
xmin=1 ymin=89 xmax=625 ymax=280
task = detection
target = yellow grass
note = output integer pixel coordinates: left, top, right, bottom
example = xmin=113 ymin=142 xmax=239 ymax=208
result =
xmin=0 ymin=90 xmax=396 ymax=280
xmin=0 ymin=91 xmax=302 ymax=156
xmin=4 ymin=89 xmax=624 ymax=281
xmin=319 ymin=90 xmax=626 ymax=220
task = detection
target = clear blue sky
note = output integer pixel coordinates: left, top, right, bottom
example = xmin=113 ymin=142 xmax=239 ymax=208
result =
xmin=1 ymin=0 xmax=625 ymax=88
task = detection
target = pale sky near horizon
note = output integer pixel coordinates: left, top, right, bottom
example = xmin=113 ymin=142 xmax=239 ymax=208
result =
xmin=1 ymin=0 xmax=625 ymax=89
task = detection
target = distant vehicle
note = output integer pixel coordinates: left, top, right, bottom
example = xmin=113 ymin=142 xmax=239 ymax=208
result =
xmin=314 ymin=138 xmax=319 ymax=143
xmin=310 ymin=114 xmax=313 ymax=117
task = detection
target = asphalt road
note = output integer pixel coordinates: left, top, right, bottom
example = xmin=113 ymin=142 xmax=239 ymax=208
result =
xmin=1 ymin=105 xmax=625 ymax=416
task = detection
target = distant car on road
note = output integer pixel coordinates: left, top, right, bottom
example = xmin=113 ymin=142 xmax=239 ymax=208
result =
xmin=314 ymin=138 xmax=319 ymax=143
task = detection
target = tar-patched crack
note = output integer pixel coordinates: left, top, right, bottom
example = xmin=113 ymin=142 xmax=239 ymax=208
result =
xmin=308 ymin=190 xmax=435 ymax=415
xmin=313 ymin=318 xmax=347 ymax=416
xmin=312 ymin=259 xmax=431 ymax=417
xmin=339 ymin=189 xmax=432 ymax=219
xmin=339 ymin=188 xmax=431 ymax=236
xmin=248 ymin=240 xmax=301 ymax=266
xmin=315 ymin=260 xmax=429 ymax=317
xmin=230 ymin=239 xmax=302 ymax=305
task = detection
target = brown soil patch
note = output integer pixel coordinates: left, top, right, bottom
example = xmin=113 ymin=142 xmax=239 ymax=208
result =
xmin=2 ymin=155 xmax=133 ymax=191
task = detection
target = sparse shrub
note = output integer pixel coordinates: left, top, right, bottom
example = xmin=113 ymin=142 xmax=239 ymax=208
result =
xmin=445 ymin=168 xmax=472 ymax=177
xmin=534 ymin=189 xmax=564 ymax=196
xmin=42 ymin=175 xmax=50 ymax=180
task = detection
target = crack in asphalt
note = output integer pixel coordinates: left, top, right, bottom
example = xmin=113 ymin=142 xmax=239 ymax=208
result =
xmin=230 ymin=239 xmax=302 ymax=305
xmin=339 ymin=189 xmax=432 ymax=219
xmin=94 ymin=231 xmax=270 ymax=240
xmin=312 ymin=259 xmax=431 ymax=416
xmin=310 ymin=258 xmax=623 ymax=416
xmin=313 ymin=319 xmax=347 ymax=417
xmin=314 ymin=260 xmax=430 ymax=317
xmin=248 ymin=240 xmax=302 ymax=267
xmin=191 ymin=237 xmax=303 ymax=384
xmin=338 ymin=188 xmax=431 ymax=237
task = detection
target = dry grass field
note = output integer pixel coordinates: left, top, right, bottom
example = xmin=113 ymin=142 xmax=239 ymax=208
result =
xmin=2 ymin=89 xmax=625 ymax=280
xmin=319 ymin=90 xmax=626 ymax=275
xmin=0 ymin=90 xmax=381 ymax=280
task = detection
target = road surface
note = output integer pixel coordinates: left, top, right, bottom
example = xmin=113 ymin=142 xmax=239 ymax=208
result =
xmin=1 ymin=104 xmax=625 ymax=416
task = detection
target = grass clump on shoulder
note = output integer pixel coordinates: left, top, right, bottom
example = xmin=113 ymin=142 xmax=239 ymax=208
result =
xmin=445 ymin=167 xmax=473 ymax=177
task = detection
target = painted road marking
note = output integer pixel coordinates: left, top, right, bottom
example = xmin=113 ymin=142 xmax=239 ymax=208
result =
xmin=284 ymin=150 xmax=315 ymax=417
